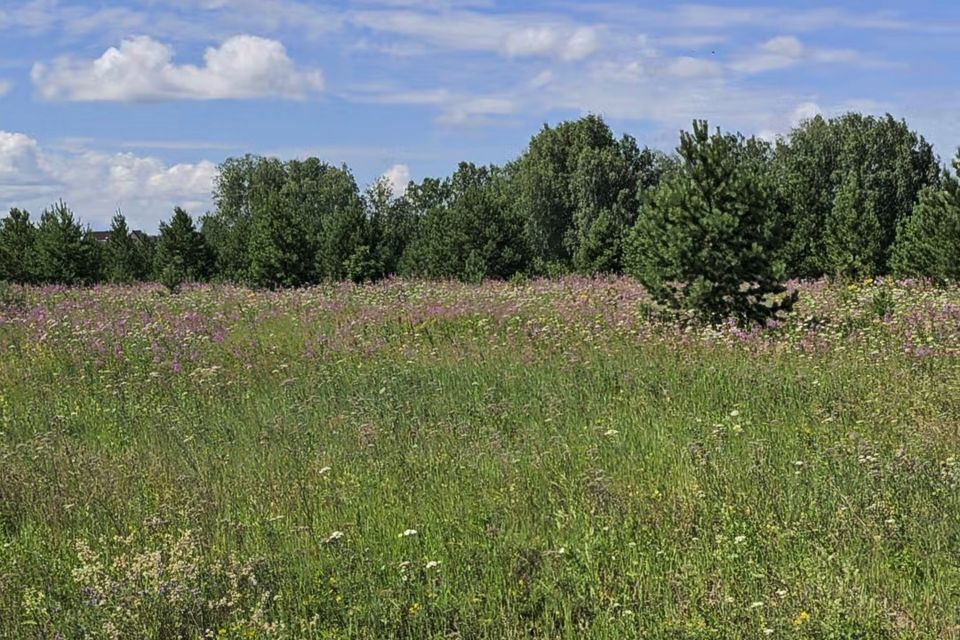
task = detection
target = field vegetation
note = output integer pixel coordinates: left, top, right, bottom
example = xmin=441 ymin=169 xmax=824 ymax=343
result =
xmin=3 ymin=277 xmax=960 ymax=638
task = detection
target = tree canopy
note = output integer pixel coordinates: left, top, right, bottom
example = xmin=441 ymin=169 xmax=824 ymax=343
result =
xmin=3 ymin=111 xmax=958 ymax=324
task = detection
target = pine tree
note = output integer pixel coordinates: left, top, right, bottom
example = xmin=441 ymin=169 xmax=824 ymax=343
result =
xmin=103 ymin=211 xmax=146 ymax=283
xmin=0 ymin=208 xmax=37 ymax=283
xmin=156 ymin=207 xmax=211 ymax=287
xmin=891 ymin=154 xmax=960 ymax=281
xmin=625 ymin=121 xmax=796 ymax=325
xmin=34 ymin=200 xmax=100 ymax=285
xmin=824 ymin=170 xmax=884 ymax=278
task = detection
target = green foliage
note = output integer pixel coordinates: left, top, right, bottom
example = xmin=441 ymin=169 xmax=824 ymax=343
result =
xmin=869 ymin=284 xmax=896 ymax=320
xmin=626 ymin=121 xmax=796 ymax=324
xmin=203 ymin=155 xmax=261 ymax=281
xmin=511 ymin=115 xmax=668 ymax=273
xmin=344 ymin=244 xmax=382 ymax=284
xmin=401 ymin=163 xmax=526 ymax=282
xmin=312 ymin=165 xmax=370 ymax=282
xmin=0 ymin=111 xmax=955 ymax=288
xmin=155 ymin=207 xmax=211 ymax=283
xmin=773 ymin=113 xmax=940 ymax=277
xmin=365 ymin=177 xmax=418 ymax=277
xmin=891 ymin=155 xmax=960 ymax=281
xmin=103 ymin=211 xmax=148 ymax=283
xmin=0 ymin=279 xmax=26 ymax=309
xmin=210 ymin=156 xmax=376 ymax=287
xmin=824 ymin=170 xmax=884 ymax=279
xmin=158 ymin=263 xmax=185 ymax=294
xmin=0 ymin=208 xmax=36 ymax=284
xmin=33 ymin=200 xmax=100 ymax=285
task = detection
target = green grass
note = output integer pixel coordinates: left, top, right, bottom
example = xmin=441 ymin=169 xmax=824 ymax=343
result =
xmin=2 ymin=278 xmax=960 ymax=638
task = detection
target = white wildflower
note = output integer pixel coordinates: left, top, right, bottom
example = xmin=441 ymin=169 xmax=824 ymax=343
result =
xmin=324 ymin=530 xmax=344 ymax=544
xmin=400 ymin=529 xmax=418 ymax=538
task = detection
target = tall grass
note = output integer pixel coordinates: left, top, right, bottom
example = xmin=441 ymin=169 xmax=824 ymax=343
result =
xmin=2 ymin=277 xmax=960 ymax=638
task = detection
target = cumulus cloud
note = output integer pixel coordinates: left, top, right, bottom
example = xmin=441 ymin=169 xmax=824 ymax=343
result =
xmin=0 ymin=131 xmax=46 ymax=185
xmin=382 ymin=163 xmax=411 ymax=196
xmin=31 ymin=35 xmax=324 ymax=102
xmin=789 ymin=101 xmax=823 ymax=126
xmin=0 ymin=130 xmax=216 ymax=231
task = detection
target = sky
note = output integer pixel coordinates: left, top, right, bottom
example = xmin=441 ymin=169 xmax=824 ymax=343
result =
xmin=1 ymin=0 xmax=958 ymax=232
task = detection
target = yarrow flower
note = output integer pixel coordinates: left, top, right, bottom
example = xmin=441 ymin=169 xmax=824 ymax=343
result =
xmin=324 ymin=530 xmax=344 ymax=544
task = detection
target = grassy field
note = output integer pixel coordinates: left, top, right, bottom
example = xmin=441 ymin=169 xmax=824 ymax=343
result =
xmin=2 ymin=277 xmax=960 ymax=639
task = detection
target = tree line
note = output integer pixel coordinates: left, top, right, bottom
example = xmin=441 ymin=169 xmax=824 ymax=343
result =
xmin=2 ymin=112 xmax=959 ymax=319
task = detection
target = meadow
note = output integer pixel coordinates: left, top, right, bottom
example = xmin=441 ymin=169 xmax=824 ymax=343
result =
xmin=2 ymin=277 xmax=960 ymax=639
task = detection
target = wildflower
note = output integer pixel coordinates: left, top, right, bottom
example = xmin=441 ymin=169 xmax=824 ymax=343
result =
xmin=425 ymin=560 xmax=441 ymax=570
xmin=733 ymin=535 xmax=746 ymax=545
xmin=794 ymin=611 xmax=810 ymax=626
xmin=400 ymin=529 xmax=418 ymax=538
xmin=324 ymin=531 xmax=344 ymax=544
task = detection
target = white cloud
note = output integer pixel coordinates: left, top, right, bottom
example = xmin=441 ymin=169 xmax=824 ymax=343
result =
xmin=0 ymin=130 xmax=216 ymax=231
xmin=731 ymin=35 xmax=862 ymax=74
xmin=0 ymin=80 xmax=10 ymax=96
xmin=561 ymin=27 xmax=598 ymax=61
xmin=789 ymin=101 xmax=822 ymax=126
xmin=436 ymin=96 xmax=515 ymax=126
xmin=32 ymin=35 xmax=324 ymax=102
xmin=382 ymin=163 xmax=411 ymax=196
xmin=0 ymin=131 xmax=46 ymax=185
xmin=350 ymin=9 xmax=601 ymax=61
xmin=604 ymin=5 xmax=955 ymax=34
xmin=666 ymin=56 xmax=722 ymax=78
xmin=347 ymin=85 xmax=515 ymax=126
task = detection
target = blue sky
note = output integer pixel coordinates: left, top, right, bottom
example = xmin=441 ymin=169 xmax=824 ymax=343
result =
xmin=1 ymin=0 xmax=958 ymax=231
